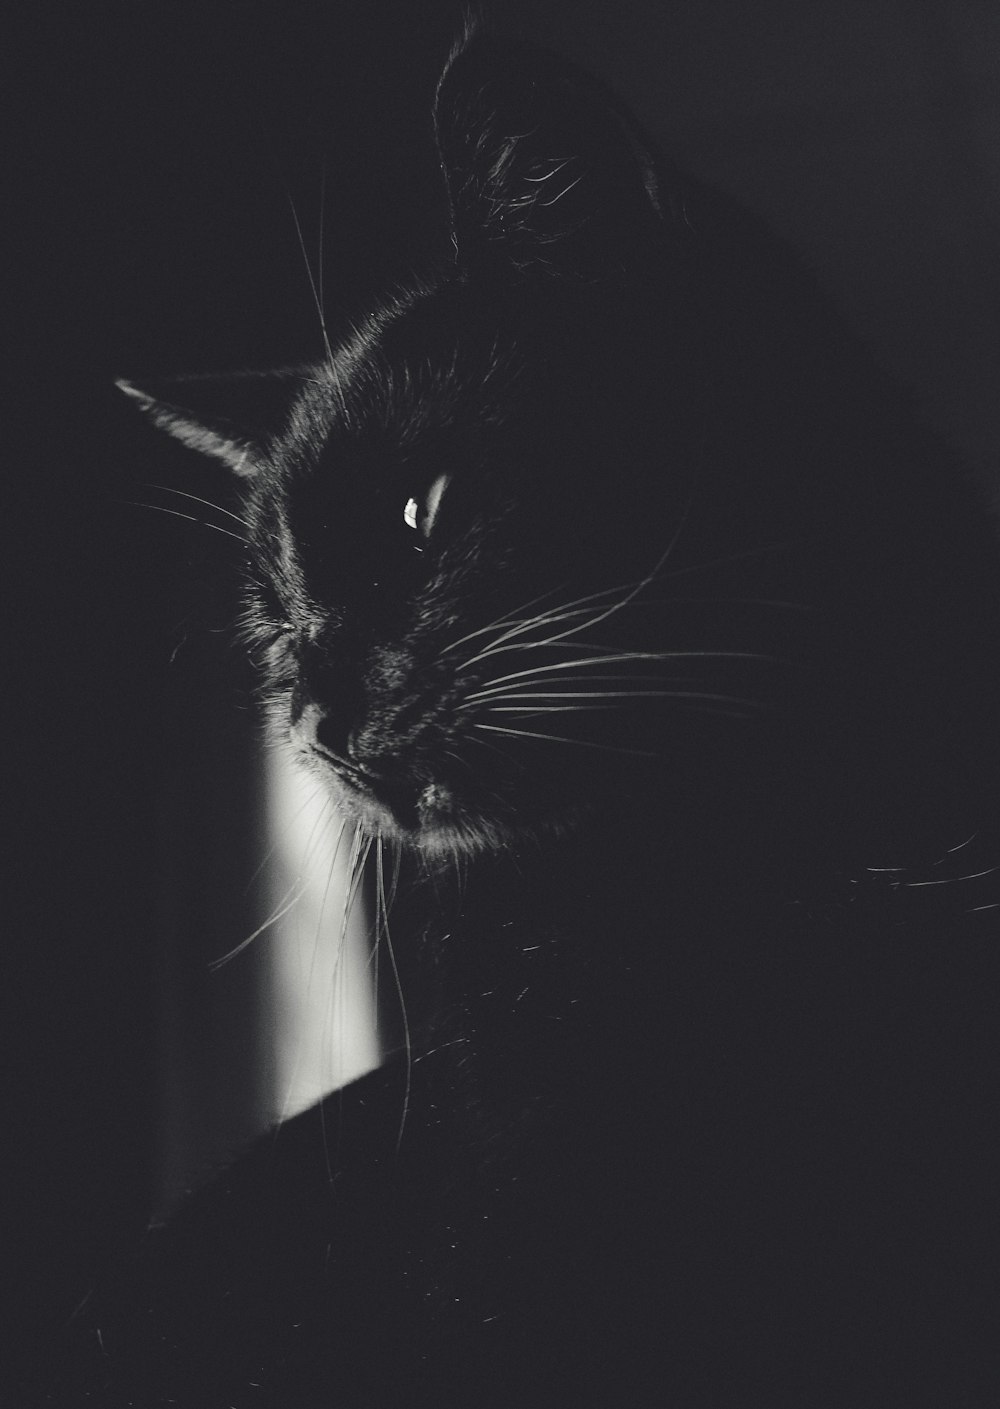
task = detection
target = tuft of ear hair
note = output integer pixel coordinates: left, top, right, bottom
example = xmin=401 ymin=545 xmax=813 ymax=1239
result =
xmin=433 ymin=25 xmax=668 ymax=281
xmin=115 ymin=369 xmax=308 ymax=475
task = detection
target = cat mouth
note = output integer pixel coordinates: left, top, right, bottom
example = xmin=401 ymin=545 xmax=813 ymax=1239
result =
xmin=302 ymin=742 xmax=457 ymax=838
xmin=295 ymin=735 xmax=570 ymax=855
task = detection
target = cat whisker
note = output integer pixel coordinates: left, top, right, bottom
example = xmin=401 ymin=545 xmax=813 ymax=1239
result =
xmin=466 ymin=639 xmax=617 ymax=669
xmin=472 ymin=485 xmax=793 ymax=669
xmin=444 ymin=578 xmax=647 ymax=658
xmin=377 ymin=836 xmax=411 ymax=1152
xmin=124 ymin=500 xmax=248 ymax=543
xmin=942 ymin=831 xmax=978 ymax=857
xmin=383 ymin=836 xmax=403 ymax=917
xmin=459 ymin=554 xmax=719 ymax=661
xmin=465 ymin=650 xmax=779 ymax=696
xmin=460 ymin=604 xmax=637 ymax=668
xmin=529 ymin=465 xmax=705 ymax=645
xmin=337 ymin=830 xmax=381 ymax=1071
xmin=460 ymin=671 xmax=697 ymax=703
xmin=315 ymin=823 xmax=372 ymax=1185
xmin=463 ymin=727 xmax=528 ymax=770
xmin=481 ymin=693 xmax=765 ymax=715
xmin=274 ymin=817 xmax=349 ymax=1132
xmin=463 ymin=675 xmax=696 ymax=699
xmin=658 ymin=539 xmax=807 ymax=584
xmin=316 ymin=853 xmax=347 ymax=1184
xmin=142 ymin=483 xmax=251 ymax=530
xmin=343 ymin=827 xmax=371 ymax=947
xmin=457 ymin=589 xmax=808 ymax=672
xmin=465 ymin=682 xmax=747 ymax=706
xmin=454 ymin=580 xmax=655 ymax=666
xmin=208 ymin=881 xmax=309 ymax=971
xmin=312 ymin=817 xmax=350 ymax=972
xmin=903 ymin=864 xmax=999 ymax=889
xmin=524 ymin=157 xmax=576 ymax=183
xmin=473 ymin=722 xmax=661 ymax=757
xmin=473 ymin=688 xmax=767 ymax=708
xmin=461 ymin=577 xmax=789 ymax=671
xmin=484 ymin=704 xmax=758 ymax=723
xmin=317 ymin=168 xmax=328 ymax=354
xmin=537 ymin=172 xmax=586 ymax=208
xmin=450 ymin=548 xmax=804 ymax=669
xmin=287 ymin=190 xmax=335 ymax=369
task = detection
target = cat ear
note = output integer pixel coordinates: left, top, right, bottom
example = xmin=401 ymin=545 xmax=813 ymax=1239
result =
xmin=433 ymin=28 xmax=666 ymax=279
xmin=116 ymin=368 xmax=308 ymax=476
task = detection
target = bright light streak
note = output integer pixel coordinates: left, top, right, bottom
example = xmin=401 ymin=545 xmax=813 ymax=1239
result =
xmin=264 ymin=748 xmax=381 ymax=1120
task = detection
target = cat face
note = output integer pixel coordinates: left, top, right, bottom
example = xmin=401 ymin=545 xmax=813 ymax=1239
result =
xmin=239 ymin=281 xmax=708 ymax=855
xmin=119 ymin=31 xmax=793 ymax=856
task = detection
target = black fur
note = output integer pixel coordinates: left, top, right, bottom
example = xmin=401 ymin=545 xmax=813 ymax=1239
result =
xmin=24 ymin=27 xmax=1000 ymax=1406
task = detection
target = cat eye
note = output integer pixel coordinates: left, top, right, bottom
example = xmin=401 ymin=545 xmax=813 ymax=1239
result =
xmin=403 ymin=472 xmax=451 ymax=539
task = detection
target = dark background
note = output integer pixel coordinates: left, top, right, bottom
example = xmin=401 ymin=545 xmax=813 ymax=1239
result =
xmin=6 ymin=0 xmax=999 ymax=1378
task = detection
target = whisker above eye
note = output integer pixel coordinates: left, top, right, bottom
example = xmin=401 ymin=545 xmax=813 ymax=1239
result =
xmin=287 ymin=188 xmax=335 ymax=369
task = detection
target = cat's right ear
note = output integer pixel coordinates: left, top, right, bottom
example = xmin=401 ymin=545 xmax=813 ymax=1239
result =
xmin=116 ymin=368 xmax=308 ymax=476
xmin=433 ymin=26 xmax=667 ymax=281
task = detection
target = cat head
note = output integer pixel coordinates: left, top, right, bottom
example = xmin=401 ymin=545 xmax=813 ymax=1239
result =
xmin=120 ymin=30 xmax=746 ymax=856
xmin=122 ymin=29 xmax=975 ymax=865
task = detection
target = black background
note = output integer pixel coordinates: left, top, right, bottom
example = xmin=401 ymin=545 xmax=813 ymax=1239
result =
xmin=6 ymin=0 xmax=1000 ymax=1377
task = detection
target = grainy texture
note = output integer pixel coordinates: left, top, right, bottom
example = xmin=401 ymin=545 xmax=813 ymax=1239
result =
xmin=17 ymin=21 xmax=1000 ymax=1406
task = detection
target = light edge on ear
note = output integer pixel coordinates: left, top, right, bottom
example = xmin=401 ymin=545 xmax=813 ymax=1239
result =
xmin=116 ymin=377 xmax=265 ymax=477
xmin=431 ymin=24 xmax=668 ymax=281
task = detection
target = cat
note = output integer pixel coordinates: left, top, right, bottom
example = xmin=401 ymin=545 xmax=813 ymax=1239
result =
xmin=23 ymin=22 xmax=1000 ymax=1407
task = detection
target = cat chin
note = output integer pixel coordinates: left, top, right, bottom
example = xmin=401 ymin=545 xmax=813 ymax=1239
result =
xmin=387 ymin=813 xmax=573 ymax=862
xmin=296 ymin=747 xmax=576 ymax=859
xmin=322 ymin=778 xmax=521 ymax=858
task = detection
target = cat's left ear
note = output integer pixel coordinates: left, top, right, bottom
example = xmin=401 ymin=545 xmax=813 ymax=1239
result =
xmin=116 ymin=368 xmax=307 ymax=476
xmin=433 ymin=28 xmax=667 ymax=280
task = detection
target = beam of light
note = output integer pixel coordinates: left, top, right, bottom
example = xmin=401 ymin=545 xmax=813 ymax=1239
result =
xmin=264 ymin=748 xmax=381 ymax=1121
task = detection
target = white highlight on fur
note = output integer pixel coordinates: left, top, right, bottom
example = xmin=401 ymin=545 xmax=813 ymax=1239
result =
xmin=265 ymin=747 xmax=381 ymax=1120
xmin=115 ymin=378 xmax=258 ymax=476
xmin=404 ymin=472 xmax=451 ymax=536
